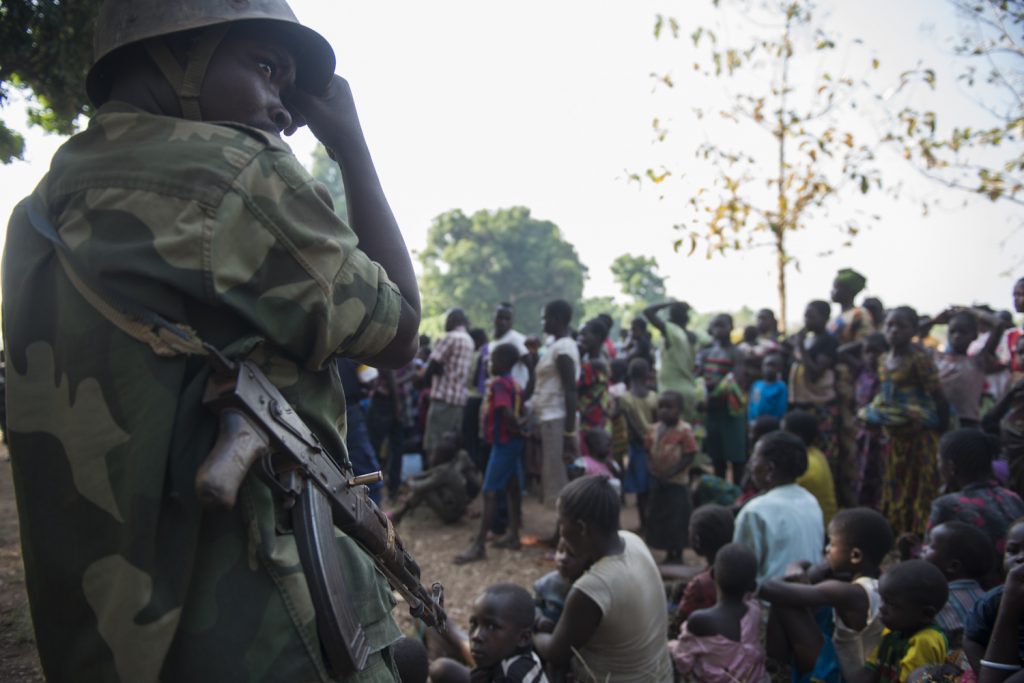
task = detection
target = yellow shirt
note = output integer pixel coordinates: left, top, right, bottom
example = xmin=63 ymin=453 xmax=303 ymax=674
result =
xmin=796 ymin=446 xmax=838 ymax=526
xmin=866 ymin=626 xmax=947 ymax=682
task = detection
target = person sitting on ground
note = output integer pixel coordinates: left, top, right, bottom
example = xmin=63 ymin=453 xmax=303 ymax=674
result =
xmin=455 ymin=343 xmax=525 ymax=564
xmin=921 ymin=521 xmax=993 ymax=649
xmin=533 ymin=539 xmax=589 ymax=632
xmin=964 ymin=517 xmax=1024 ymax=673
xmin=847 ymin=559 xmax=949 ymax=683
xmin=644 ymin=389 xmax=699 ymax=564
xmin=784 ymin=409 xmax=839 ymax=527
xmin=430 ymin=583 xmax=548 ymax=683
xmin=689 ymin=466 xmax=743 ymax=509
xmin=734 ymin=430 xmax=825 ymax=585
xmin=928 ymin=429 xmax=1024 ymax=556
xmin=670 ymin=504 xmax=736 ymax=637
xmin=971 ymin=557 xmax=1024 ymax=683
xmin=760 ymin=507 xmax=894 ymax=682
xmin=533 ymin=475 xmax=674 ymax=682
xmin=668 ymin=543 xmax=768 ymax=683
xmin=389 ymin=432 xmax=478 ymax=525
xmin=392 ymin=636 xmax=430 ymax=683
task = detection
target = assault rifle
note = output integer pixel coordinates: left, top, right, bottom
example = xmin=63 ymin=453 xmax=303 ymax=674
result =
xmin=194 ymin=346 xmax=446 ymax=675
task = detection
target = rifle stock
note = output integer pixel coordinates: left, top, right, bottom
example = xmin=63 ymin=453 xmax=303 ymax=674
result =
xmin=197 ymin=358 xmax=446 ymax=674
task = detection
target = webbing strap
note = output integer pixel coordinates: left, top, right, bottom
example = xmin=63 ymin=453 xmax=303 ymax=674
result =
xmin=143 ymin=25 xmax=229 ymax=121
xmin=23 ymin=200 xmax=207 ymax=358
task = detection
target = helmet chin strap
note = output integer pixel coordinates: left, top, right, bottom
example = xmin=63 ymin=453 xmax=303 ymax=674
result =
xmin=143 ymin=24 xmax=229 ymax=121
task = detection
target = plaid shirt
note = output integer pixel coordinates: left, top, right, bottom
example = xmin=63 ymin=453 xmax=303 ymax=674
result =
xmin=430 ymin=326 xmax=475 ymax=406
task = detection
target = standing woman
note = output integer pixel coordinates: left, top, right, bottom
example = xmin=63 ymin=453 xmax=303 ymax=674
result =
xmin=860 ymin=306 xmax=949 ymax=535
xmin=533 ymin=476 xmax=673 ymax=682
xmin=526 ymin=299 xmax=581 ymax=509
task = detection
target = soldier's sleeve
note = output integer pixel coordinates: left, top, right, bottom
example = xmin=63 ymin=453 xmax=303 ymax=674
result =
xmin=210 ymin=149 xmax=402 ymax=369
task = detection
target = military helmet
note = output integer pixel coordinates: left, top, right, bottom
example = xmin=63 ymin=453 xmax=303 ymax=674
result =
xmin=86 ymin=0 xmax=335 ymax=116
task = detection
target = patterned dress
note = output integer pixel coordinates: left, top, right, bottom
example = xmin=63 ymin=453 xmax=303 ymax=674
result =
xmin=860 ymin=345 xmax=943 ymax=535
xmin=927 ymin=480 xmax=1024 ymax=554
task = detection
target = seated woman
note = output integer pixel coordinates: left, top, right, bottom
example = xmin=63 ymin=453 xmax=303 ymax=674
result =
xmin=532 ymin=475 xmax=673 ymax=682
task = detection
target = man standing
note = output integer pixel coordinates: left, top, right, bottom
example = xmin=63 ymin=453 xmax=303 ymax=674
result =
xmin=2 ymin=1 xmax=419 ymax=680
xmin=478 ymin=302 xmax=529 ymax=391
xmin=421 ymin=308 xmax=475 ymax=454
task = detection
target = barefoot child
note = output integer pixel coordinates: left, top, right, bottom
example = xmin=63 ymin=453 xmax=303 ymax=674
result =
xmin=645 ymin=390 xmax=699 ymax=564
xmin=615 ymin=358 xmax=659 ymax=533
xmin=848 ymin=559 xmax=949 ymax=683
xmin=670 ymin=504 xmax=736 ymax=637
xmin=921 ymin=521 xmax=992 ymax=648
xmin=430 ymin=584 xmax=548 ymax=683
xmin=668 ymin=543 xmax=768 ymax=683
xmin=760 ymin=507 xmax=894 ymax=681
xmin=456 ymin=344 xmax=524 ymax=563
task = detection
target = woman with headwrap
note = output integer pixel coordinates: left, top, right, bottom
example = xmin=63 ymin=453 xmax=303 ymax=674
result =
xmin=829 ymin=268 xmax=876 ymax=507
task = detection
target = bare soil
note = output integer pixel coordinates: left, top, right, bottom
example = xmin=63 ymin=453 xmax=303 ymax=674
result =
xmin=0 ymin=456 xmax=663 ymax=680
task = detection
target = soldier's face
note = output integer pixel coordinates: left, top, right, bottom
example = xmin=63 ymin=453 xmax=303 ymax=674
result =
xmin=200 ymin=27 xmax=298 ymax=136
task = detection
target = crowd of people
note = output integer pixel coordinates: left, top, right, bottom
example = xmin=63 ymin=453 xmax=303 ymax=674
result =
xmin=361 ymin=269 xmax=1024 ymax=683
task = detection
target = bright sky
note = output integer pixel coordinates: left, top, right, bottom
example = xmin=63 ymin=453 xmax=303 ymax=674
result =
xmin=1 ymin=0 xmax=1019 ymax=329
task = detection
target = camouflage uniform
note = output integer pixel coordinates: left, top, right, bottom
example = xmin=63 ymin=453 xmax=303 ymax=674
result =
xmin=2 ymin=103 xmax=404 ymax=682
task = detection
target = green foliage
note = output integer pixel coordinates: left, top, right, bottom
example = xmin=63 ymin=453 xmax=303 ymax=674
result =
xmin=640 ymin=0 xmax=887 ymax=324
xmin=887 ymin=1 xmax=1023 ymax=208
xmin=418 ymin=207 xmax=587 ymax=336
xmin=610 ymin=254 xmax=667 ymax=305
xmin=0 ymin=0 xmax=101 ymax=163
xmin=308 ymin=145 xmax=349 ymax=221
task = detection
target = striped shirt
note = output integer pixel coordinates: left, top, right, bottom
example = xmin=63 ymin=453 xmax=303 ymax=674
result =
xmin=474 ymin=650 xmax=548 ymax=683
xmin=936 ymin=579 xmax=985 ymax=647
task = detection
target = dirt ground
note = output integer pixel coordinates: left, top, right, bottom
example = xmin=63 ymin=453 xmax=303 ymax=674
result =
xmin=0 ymin=450 xmax=671 ymax=681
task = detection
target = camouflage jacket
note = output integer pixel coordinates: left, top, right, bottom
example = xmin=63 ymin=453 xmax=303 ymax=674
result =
xmin=2 ymin=103 xmax=404 ymax=682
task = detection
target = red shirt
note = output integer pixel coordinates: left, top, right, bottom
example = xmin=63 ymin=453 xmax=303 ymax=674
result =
xmin=484 ymin=375 xmax=522 ymax=444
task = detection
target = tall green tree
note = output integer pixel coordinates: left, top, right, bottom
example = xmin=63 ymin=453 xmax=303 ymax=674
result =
xmin=639 ymin=0 xmax=886 ymax=325
xmin=418 ymin=207 xmax=587 ymax=336
xmin=0 ymin=0 xmax=101 ymax=163
xmin=610 ymin=253 xmax=667 ymax=313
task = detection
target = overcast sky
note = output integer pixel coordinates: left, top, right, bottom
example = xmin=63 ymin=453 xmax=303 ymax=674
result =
xmin=1 ymin=0 xmax=1019 ymax=328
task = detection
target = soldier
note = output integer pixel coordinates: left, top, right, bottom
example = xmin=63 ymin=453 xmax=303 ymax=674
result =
xmin=2 ymin=1 xmax=420 ymax=681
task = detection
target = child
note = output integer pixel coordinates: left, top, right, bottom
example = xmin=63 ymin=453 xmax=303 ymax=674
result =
xmin=698 ymin=314 xmax=748 ymax=482
xmin=670 ymin=504 xmax=736 ymax=636
xmin=689 ymin=467 xmax=743 ymax=509
xmin=456 ymin=344 xmax=524 ymax=563
xmin=760 ymin=507 xmax=894 ymax=682
xmin=964 ymin=517 xmax=1024 ymax=671
xmin=788 ymin=300 xmax=842 ymax=464
xmin=430 ymin=584 xmax=548 ymax=683
xmin=854 ymin=333 xmax=889 ymax=508
xmin=667 ymin=543 xmax=768 ymax=683
xmin=570 ymin=430 xmax=622 ymax=493
xmin=577 ymin=319 xmax=611 ymax=448
xmin=608 ymin=358 xmax=630 ymax=468
xmin=860 ymin=306 xmax=949 ymax=535
xmin=644 ymin=389 xmax=699 ymax=564
xmin=852 ymin=559 xmax=950 ymax=683
xmin=749 ymin=353 xmax=789 ymax=426
xmin=615 ymin=357 xmax=659 ymax=532
xmin=734 ymin=430 xmax=825 ymax=584
xmin=390 ymin=432 xmax=479 ymax=525
xmin=921 ymin=521 xmax=993 ymax=648
xmin=533 ymin=539 xmax=588 ymax=631
xmin=932 ymin=308 xmax=1005 ymax=429
xmin=783 ymin=409 xmax=839 ymax=526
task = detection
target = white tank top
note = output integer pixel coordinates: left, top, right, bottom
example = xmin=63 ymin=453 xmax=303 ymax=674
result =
xmin=833 ymin=576 xmax=884 ymax=681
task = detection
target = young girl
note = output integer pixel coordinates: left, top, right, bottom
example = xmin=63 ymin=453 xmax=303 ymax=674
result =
xmin=788 ymin=300 xmax=842 ymax=467
xmin=860 ymin=306 xmax=949 ymax=535
xmin=698 ymin=314 xmax=748 ymax=483
xmin=614 ymin=358 xmax=659 ymax=533
xmin=577 ymin=319 xmax=611 ymax=453
xmin=851 ymin=333 xmax=889 ymax=508
xmin=668 ymin=543 xmax=768 ymax=683
xmin=670 ymin=504 xmax=736 ymax=638
xmin=644 ymin=390 xmax=699 ymax=564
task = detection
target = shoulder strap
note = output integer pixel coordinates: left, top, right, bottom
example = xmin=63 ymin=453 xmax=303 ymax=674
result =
xmin=22 ymin=199 xmax=207 ymax=358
